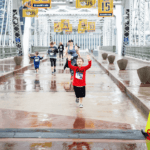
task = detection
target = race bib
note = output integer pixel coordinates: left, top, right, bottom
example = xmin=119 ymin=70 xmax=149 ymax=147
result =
xmin=75 ymin=72 xmax=83 ymax=80
xmin=60 ymin=49 xmax=62 ymax=51
xmin=50 ymin=52 xmax=53 ymax=56
xmin=35 ymin=57 xmax=39 ymax=62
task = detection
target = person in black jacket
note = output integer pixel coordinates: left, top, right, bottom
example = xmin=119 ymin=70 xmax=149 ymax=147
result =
xmin=58 ymin=42 xmax=64 ymax=60
xmin=47 ymin=42 xmax=58 ymax=75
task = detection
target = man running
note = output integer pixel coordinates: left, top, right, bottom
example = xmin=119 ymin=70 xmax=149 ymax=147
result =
xmin=64 ymin=39 xmax=81 ymax=80
xmin=58 ymin=42 xmax=64 ymax=60
xmin=47 ymin=42 xmax=58 ymax=75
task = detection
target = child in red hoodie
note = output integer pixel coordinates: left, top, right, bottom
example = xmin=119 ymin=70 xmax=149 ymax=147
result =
xmin=68 ymin=55 xmax=92 ymax=108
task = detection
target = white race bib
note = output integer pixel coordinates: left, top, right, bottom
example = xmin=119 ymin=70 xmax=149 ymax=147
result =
xmin=50 ymin=53 xmax=53 ymax=56
xmin=75 ymin=72 xmax=83 ymax=80
xmin=35 ymin=57 xmax=39 ymax=62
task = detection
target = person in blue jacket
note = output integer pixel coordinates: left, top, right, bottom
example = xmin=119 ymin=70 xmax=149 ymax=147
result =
xmin=28 ymin=51 xmax=44 ymax=74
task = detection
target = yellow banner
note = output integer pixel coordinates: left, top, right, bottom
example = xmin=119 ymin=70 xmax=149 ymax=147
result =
xmin=98 ymin=0 xmax=113 ymax=17
xmin=31 ymin=0 xmax=51 ymax=8
xmin=88 ymin=22 xmax=95 ymax=32
xmin=79 ymin=19 xmax=87 ymax=31
xmin=61 ymin=20 xmax=69 ymax=31
xmin=78 ymin=24 xmax=85 ymax=34
xmin=76 ymin=0 xmax=96 ymax=8
xmin=54 ymin=22 xmax=61 ymax=32
xmin=22 ymin=0 xmax=32 ymax=9
xmin=65 ymin=24 xmax=72 ymax=33
xmin=22 ymin=9 xmax=38 ymax=17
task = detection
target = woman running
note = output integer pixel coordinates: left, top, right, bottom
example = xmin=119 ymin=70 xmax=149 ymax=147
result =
xmin=64 ymin=39 xmax=81 ymax=80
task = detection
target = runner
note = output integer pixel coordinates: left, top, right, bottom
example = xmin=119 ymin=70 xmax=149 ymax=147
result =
xmin=68 ymin=55 xmax=92 ymax=108
xmin=58 ymin=42 xmax=64 ymax=60
xmin=28 ymin=51 xmax=44 ymax=74
xmin=64 ymin=39 xmax=81 ymax=80
xmin=47 ymin=42 xmax=58 ymax=75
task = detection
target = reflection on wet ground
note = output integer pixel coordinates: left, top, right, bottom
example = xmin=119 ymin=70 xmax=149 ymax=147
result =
xmin=0 ymin=139 xmax=148 ymax=150
xmin=0 ymin=53 xmax=147 ymax=131
xmin=0 ymin=53 xmax=47 ymax=76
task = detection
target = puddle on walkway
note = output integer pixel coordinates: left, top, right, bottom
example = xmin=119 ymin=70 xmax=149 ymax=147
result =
xmin=0 ymin=139 xmax=148 ymax=150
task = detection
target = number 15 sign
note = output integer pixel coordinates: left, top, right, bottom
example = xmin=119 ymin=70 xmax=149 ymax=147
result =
xmin=98 ymin=0 xmax=113 ymax=17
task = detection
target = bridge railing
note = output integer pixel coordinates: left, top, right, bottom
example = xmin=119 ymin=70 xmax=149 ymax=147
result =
xmin=99 ymin=46 xmax=116 ymax=53
xmin=0 ymin=47 xmax=18 ymax=59
xmin=125 ymin=46 xmax=150 ymax=60
xmin=31 ymin=46 xmax=49 ymax=53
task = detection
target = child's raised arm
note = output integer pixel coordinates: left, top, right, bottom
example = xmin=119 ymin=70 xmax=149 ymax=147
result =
xmin=84 ymin=55 xmax=92 ymax=70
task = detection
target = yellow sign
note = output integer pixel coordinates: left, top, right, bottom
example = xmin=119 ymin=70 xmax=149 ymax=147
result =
xmin=65 ymin=24 xmax=72 ymax=34
xmin=22 ymin=9 xmax=38 ymax=17
xmin=98 ymin=0 xmax=113 ymax=17
xmin=61 ymin=19 xmax=69 ymax=31
xmin=78 ymin=24 xmax=85 ymax=34
xmin=88 ymin=22 xmax=95 ymax=32
xmin=76 ymin=0 xmax=96 ymax=8
xmin=54 ymin=22 xmax=61 ymax=32
xmin=22 ymin=0 xmax=32 ymax=9
xmin=79 ymin=19 xmax=87 ymax=31
xmin=31 ymin=0 xmax=51 ymax=8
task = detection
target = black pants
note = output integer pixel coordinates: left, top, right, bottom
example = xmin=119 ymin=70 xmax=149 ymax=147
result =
xmin=50 ymin=58 xmax=56 ymax=67
xmin=59 ymin=51 xmax=63 ymax=58
xmin=73 ymin=86 xmax=86 ymax=98
xmin=70 ymin=58 xmax=77 ymax=76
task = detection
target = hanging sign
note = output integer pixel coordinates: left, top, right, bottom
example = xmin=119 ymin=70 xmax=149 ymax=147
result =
xmin=22 ymin=0 xmax=32 ymax=9
xmin=31 ymin=0 xmax=51 ymax=8
xmin=76 ymin=0 xmax=96 ymax=8
xmin=65 ymin=24 xmax=72 ymax=34
xmin=98 ymin=0 xmax=113 ymax=17
xmin=79 ymin=19 xmax=87 ymax=31
xmin=78 ymin=24 xmax=85 ymax=34
xmin=61 ymin=20 xmax=69 ymax=31
xmin=54 ymin=22 xmax=61 ymax=32
xmin=22 ymin=9 xmax=38 ymax=17
xmin=88 ymin=22 xmax=95 ymax=32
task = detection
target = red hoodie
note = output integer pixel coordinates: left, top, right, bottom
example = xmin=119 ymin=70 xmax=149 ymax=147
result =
xmin=68 ymin=60 xmax=92 ymax=86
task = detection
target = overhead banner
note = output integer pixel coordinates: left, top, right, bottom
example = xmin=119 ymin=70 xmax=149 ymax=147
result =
xmin=76 ymin=0 xmax=96 ymax=8
xmin=65 ymin=24 xmax=72 ymax=34
xmin=22 ymin=9 xmax=38 ymax=17
xmin=22 ymin=0 xmax=32 ymax=9
xmin=88 ymin=22 xmax=95 ymax=32
xmin=98 ymin=0 xmax=113 ymax=17
xmin=79 ymin=19 xmax=87 ymax=31
xmin=31 ymin=0 xmax=51 ymax=8
xmin=61 ymin=19 xmax=69 ymax=31
xmin=54 ymin=22 xmax=61 ymax=32
xmin=78 ymin=24 xmax=85 ymax=34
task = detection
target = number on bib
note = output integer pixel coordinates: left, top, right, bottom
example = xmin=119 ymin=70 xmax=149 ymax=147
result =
xmin=75 ymin=72 xmax=83 ymax=80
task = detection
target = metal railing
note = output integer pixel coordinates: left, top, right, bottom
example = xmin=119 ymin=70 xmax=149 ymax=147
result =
xmin=125 ymin=46 xmax=150 ymax=60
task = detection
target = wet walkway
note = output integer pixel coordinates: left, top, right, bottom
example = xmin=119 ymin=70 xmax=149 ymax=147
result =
xmin=91 ymin=50 xmax=150 ymax=117
xmin=0 ymin=52 xmax=147 ymax=130
xmin=0 ymin=52 xmax=47 ymax=76
xmin=0 ymin=52 xmax=149 ymax=149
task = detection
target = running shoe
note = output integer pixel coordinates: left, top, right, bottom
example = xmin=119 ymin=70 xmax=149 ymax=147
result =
xmin=76 ymin=98 xmax=79 ymax=103
xmin=79 ymin=104 xmax=83 ymax=108
xmin=54 ymin=69 xmax=56 ymax=73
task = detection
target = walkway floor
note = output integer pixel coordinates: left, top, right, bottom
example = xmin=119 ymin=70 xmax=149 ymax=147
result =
xmin=92 ymin=50 xmax=150 ymax=116
xmin=0 ymin=52 xmax=147 ymax=129
xmin=0 ymin=52 xmax=47 ymax=76
xmin=0 ymin=52 xmax=149 ymax=149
